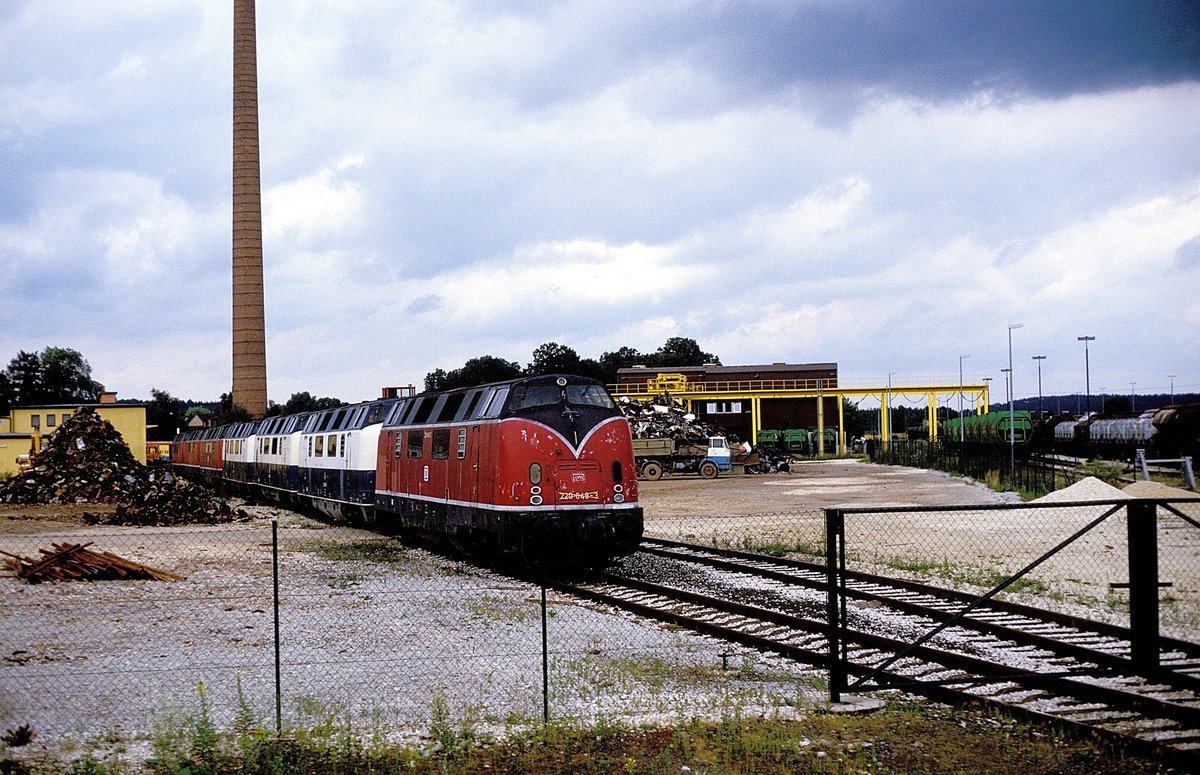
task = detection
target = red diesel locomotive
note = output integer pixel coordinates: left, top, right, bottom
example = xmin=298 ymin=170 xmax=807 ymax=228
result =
xmin=172 ymin=374 xmax=644 ymax=566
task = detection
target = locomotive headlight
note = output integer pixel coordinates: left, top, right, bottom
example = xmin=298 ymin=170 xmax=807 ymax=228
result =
xmin=529 ymin=463 xmax=542 ymax=485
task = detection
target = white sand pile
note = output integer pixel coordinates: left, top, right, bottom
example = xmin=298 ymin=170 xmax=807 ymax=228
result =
xmin=1033 ymin=476 xmax=1128 ymax=503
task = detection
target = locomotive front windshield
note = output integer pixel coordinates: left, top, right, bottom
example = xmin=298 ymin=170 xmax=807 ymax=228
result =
xmin=508 ymin=383 xmax=616 ymax=412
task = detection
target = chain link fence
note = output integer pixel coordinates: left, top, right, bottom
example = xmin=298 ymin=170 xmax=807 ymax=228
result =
xmin=0 ymin=514 xmax=822 ymax=752
xmin=3 ymin=492 xmax=1198 ymax=754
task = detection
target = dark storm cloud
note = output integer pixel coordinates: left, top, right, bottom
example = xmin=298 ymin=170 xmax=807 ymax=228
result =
xmin=690 ymin=0 xmax=1200 ymax=100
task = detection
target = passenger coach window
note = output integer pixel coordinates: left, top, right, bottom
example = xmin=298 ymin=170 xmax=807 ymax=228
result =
xmin=407 ymin=430 xmax=423 ymax=458
xmin=432 ymin=428 xmax=450 ymax=460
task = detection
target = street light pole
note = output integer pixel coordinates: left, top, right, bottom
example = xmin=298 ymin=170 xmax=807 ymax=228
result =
xmin=1130 ymin=382 xmax=1136 ymax=411
xmin=1008 ymin=323 xmax=1023 ymax=476
xmin=1032 ymin=355 xmax=1046 ymax=419
xmin=1078 ymin=336 xmax=1095 ymax=416
xmin=1169 ymin=375 xmax=1176 ymax=404
xmin=958 ymin=354 xmax=969 ymax=443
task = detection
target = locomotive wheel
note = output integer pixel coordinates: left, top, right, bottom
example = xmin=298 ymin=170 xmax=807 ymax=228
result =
xmin=699 ymin=461 xmax=719 ymax=479
xmin=640 ymin=461 xmax=664 ymax=481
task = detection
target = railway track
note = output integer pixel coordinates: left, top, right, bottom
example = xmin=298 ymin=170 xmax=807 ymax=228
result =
xmin=547 ymin=537 xmax=1200 ymax=765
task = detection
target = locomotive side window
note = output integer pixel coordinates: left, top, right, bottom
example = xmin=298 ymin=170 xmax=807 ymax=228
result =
xmin=328 ymin=434 xmax=338 ymax=457
xmin=441 ymin=392 xmax=466 ymax=422
xmin=457 ymin=428 xmax=467 ymax=459
xmin=480 ymin=387 xmax=509 ymax=418
xmin=394 ymin=434 xmax=403 ymax=458
xmin=407 ymin=430 xmax=423 ymax=458
xmin=457 ymin=390 xmax=483 ymax=421
xmin=432 ymin=428 xmax=450 ymax=460
xmin=411 ymin=397 xmax=435 ymax=425
xmin=315 ymin=436 xmax=324 ymax=456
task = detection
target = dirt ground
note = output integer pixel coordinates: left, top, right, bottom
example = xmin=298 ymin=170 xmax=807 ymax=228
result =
xmin=4 ymin=459 xmax=1198 ymax=634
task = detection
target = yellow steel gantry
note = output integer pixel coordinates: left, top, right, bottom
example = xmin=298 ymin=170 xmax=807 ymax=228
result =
xmin=610 ymin=373 xmax=991 ymax=454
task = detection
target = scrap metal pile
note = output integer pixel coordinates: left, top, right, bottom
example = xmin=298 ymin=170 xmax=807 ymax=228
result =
xmin=2 ymin=542 xmax=184 ymax=583
xmin=0 ymin=409 xmax=244 ymax=525
xmin=617 ymin=392 xmax=795 ymax=473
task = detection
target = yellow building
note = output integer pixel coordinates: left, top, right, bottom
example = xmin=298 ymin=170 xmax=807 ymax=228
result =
xmin=0 ymin=392 xmax=148 ymax=477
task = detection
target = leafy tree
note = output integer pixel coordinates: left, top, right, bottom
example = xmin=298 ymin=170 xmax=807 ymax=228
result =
xmin=3 ymin=351 xmax=46 ymax=405
xmin=217 ymin=393 xmax=253 ymax=424
xmin=1 ymin=348 xmax=104 ymax=406
xmin=1103 ymin=395 xmax=1132 ymax=414
xmin=424 ymin=368 xmax=449 ymax=392
xmin=649 ymin=337 xmax=720 ymax=368
xmin=278 ymin=391 xmax=344 ymax=415
xmin=146 ymin=388 xmax=188 ymax=441
xmin=597 ymin=346 xmax=644 ymax=384
xmin=40 ymin=347 xmax=105 ymax=403
xmin=526 ymin=342 xmax=582 ymax=376
xmin=426 ymin=356 xmax=522 ymax=391
xmin=0 ymin=371 xmax=13 ymax=414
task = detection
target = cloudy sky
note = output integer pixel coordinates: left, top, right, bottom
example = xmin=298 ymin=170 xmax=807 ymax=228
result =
xmin=3 ymin=1 xmax=1199 ymax=408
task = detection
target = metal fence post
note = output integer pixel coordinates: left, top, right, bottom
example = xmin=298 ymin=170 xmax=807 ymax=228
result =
xmin=272 ymin=519 xmax=282 ymax=732
xmin=1127 ymin=500 xmax=1160 ymax=670
xmin=825 ymin=508 xmax=845 ymax=703
xmin=541 ymin=579 xmax=549 ymax=723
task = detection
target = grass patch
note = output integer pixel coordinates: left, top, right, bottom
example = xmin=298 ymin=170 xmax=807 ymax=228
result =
xmin=10 ymin=701 xmax=1172 ymax=774
xmin=307 ymin=538 xmax=410 ymax=566
xmin=884 ymin=556 xmax=1050 ymax=596
xmin=739 ymin=536 xmax=826 ymax=559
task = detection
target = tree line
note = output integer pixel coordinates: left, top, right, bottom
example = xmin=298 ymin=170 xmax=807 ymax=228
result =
xmin=423 ymin=337 xmax=720 ymax=392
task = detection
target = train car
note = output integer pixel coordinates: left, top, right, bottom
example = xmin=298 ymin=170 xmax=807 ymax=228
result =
xmin=943 ymin=411 xmax=1033 ymax=445
xmin=171 ymin=424 xmax=227 ymax=483
xmin=252 ymin=411 xmax=312 ymax=503
xmin=1152 ymin=404 xmax=1200 ymax=459
xmin=297 ymin=398 xmax=397 ymax=522
xmin=222 ymin=420 xmax=262 ymax=488
xmin=170 ymin=374 xmax=644 ymax=567
xmin=375 ymin=374 xmax=643 ymax=566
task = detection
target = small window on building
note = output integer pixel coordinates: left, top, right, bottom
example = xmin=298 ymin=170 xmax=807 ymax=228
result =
xmin=432 ymin=428 xmax=450 ymax=460
xmin=46 ymin=414 xmax=56 ymax=427
xmin=30 ymin=415 xmax=40 ymax=430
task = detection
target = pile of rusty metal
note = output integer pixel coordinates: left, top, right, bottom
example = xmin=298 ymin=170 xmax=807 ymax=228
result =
xmin=618 ymin=392 xmax=733 ymax=443
xmin=618 ymin=392 xmax=796 ymax=473
xmin=0 ymin=409 xmax=245 ymax=525
xmin=1 ymin=542 xmax=185 ymax=583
